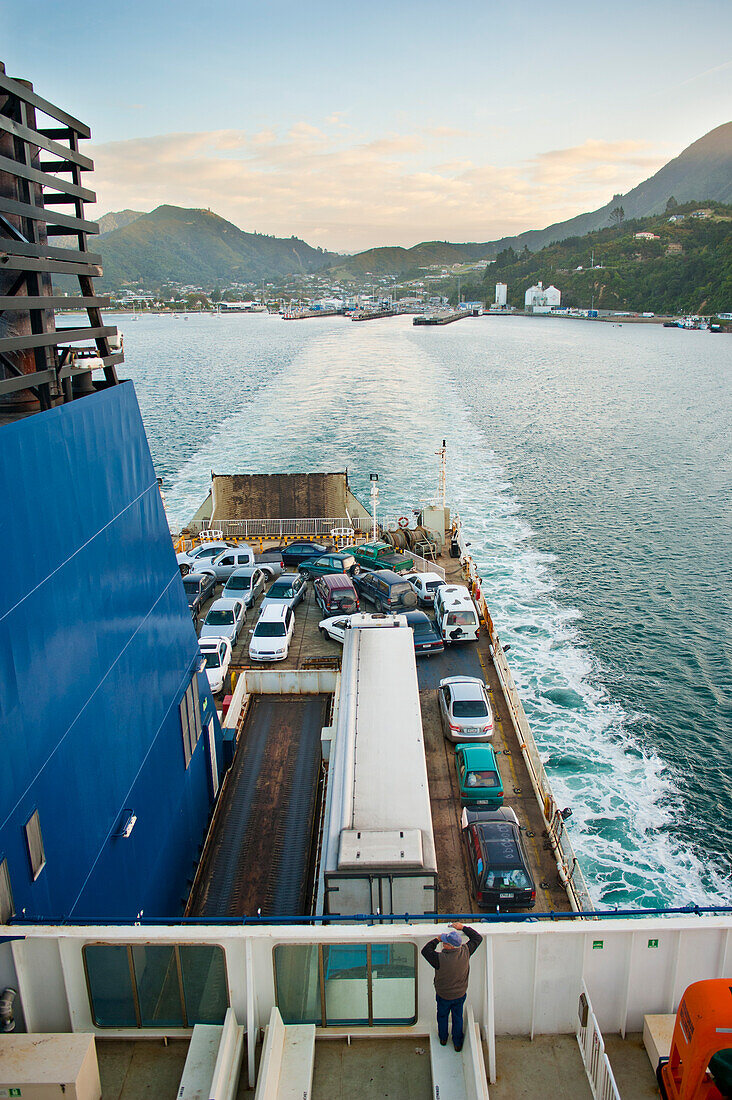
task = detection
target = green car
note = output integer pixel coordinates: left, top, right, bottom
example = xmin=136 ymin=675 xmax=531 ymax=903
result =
xmin=348 ymin=541 xmax=414 ymax=574
xmin=455 ymin=744 xmax=504 ymax=809
xmin=297 ymin=552 xmax=359 ymax=580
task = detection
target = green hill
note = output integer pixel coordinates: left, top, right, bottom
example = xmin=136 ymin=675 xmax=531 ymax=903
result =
xmin=95 ymin=205 xmax=338 ymax=290
xmin=475 ymin=202 xmax=732 ymax=315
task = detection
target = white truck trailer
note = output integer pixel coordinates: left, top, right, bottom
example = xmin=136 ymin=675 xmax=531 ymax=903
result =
xmin=320 ymin=625 xmax=438 ymax=916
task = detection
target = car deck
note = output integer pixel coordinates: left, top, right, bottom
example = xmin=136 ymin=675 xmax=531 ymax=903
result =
xmin=192 ymin=538 xmax=572 ymax=916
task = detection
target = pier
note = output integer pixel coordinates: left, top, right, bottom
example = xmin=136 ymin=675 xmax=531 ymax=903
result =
xmin=413 ymin=310 xmax=475 ymax=326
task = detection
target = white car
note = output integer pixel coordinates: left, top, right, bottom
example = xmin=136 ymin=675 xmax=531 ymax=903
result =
xmin=404 ymin=571 xmax=446 ymax=607
xmin=248 ymin=604 xmax=295 ymax=662
xmin=199 ymin=598 xmax=246 ymax=645
xmin=198 ymin=636 xmax=232 ymax=695
xmin=318 ymin=612 xmax=407 ymax=644
xmin=177 ymin=541 xmax=232 ymax=576
xmin=438 ymin=676 xmax=494 ymax=742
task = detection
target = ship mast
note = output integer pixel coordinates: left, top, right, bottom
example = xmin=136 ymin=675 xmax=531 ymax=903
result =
xmin=436 ymin=439 xmax=447 ymax=509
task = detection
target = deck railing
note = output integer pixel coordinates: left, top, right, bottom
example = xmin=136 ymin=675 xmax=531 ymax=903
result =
xmin=452 ymin=514 xmax=594 ymax=913
xmin=577 ymin=981 xmax=622 ymax=1100
xmin=192 ymin=516 xmax=369 ymax=539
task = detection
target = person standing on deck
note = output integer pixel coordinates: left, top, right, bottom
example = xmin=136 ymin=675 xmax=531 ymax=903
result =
xmin=421 ymin=921 xmax=483 ymax=1051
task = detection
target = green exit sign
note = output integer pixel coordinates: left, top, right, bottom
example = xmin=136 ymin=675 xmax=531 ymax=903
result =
xmin=592 ymin=940 xmax=604 ymax=950
xmin=648 ymin=939 xmax=659 ymax=948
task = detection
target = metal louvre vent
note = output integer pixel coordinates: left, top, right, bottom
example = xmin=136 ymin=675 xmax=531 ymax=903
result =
xmin=25 ymin=809 xmax=45 ymax=880
xmin=0 ymin=858 xmax=14 ymax=922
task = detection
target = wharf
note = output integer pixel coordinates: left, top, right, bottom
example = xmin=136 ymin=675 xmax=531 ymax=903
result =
xmin=191 ymin=536 xmax=573 ymax=916
xmin=282 ymin=309 xmax=344 ymax=320
xmin=351 ymin=308 xmax=397 ymax=321
xmin=413 ymin=310 xmax=474 ymax=326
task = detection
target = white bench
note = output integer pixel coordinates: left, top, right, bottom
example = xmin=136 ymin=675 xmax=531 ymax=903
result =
xmin=254 ymin=1007 xmax=316 ymax=1100
xmin=429 ymin=1006 xmax=489 ymax=1100
xmin=177 ymin=1008 xmax=245 ymax=1100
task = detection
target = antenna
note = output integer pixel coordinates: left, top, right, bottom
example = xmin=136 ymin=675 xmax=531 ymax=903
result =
xmin=436 ymin=440 xmax=447 ymax=508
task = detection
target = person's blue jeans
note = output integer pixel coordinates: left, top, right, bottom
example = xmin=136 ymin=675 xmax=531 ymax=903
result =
xmin=436 ymin=993 xmax=466 ymax=1047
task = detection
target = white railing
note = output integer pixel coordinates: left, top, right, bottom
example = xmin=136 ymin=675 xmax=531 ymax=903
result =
xmin=576 ymin=982 xmax=621 ymax=1100
xmin=193 ymin=517 xmax=370 ymax=540
xmin=410 ymin=552 xmax=446 ymax=580
xmin=452 ymin=515 xmax=594 ymax=913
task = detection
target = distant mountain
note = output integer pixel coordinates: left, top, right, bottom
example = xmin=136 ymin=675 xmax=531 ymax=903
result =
xmin=327 ymin=121 xmax=732 ymax=277
xmin=95 ymin=205 xmax=339 ymax=290
xmin=97 ymin=209 xmax=144 ymax=235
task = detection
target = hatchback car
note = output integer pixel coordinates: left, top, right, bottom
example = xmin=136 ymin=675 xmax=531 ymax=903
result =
xmin=404 ymin=571 xmax=446 ymax=607
xmin=462 ymin=807 xmax=536 ymax=910
xmin=198 ymin=636 xmax=232 ymax=696
xmin=319 ymin=612 xmax=407 ymax=643
xmin=314 ymin=573 xmax=360 ymax=616
xmin=248 ymin=604 xmax=295 ymax=662
xmin=354 ymin=569 xmax=418 ymax=614
xmin=182 ymin=570 xmax=218 ymax=616
xmin=298 ymin=552 xmax=360 ymax=580
xmin=222 ymin=566 xmax=266 ymax=608
xmin=199 ymin=598 xmax=246 ymax=645
xmin=280 ymin=540 xmax=334 ymax=568
xmin=177 ymin=541 xmax=233 ymax=575
xmin=455 ymin=744 xmax=504 ymax=809
xmin=259 ymin=572 xmax=307 ymax=612
xmin=438 ymin=676 xmax=494 ymax=741
xmin=403 ymin=610 xmax=444 ymax=656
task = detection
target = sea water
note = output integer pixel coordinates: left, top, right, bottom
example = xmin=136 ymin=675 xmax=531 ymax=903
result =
xmin=115 ymin=310 xmax=732 ymax=909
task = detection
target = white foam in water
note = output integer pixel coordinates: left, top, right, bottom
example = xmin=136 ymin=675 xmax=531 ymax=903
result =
xmin=160 ymin=318 xmax=732 ymax=910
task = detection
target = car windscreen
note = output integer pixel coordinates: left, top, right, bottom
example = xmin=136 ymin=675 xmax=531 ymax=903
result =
xmin=203 ymin=650 xmax=221 ymax=669
xmin=206 ymin=609 xmax=234 ymax=625
xmin=426 ymin=580 xmax=443 ymax=591
xmin=269 ymin=586 xmax=294 ymax=598
xmin=227 ymin=575 xmax=251 ymax=588
xmin=447 ymin=611 xmax=476 ymax=626
xmin=411 ymin=621 xmax=433 ymax=637
xmin=466 ymin=770 xmax=500 ymax=788
xmin=453 ymin=697 xmax=488 ymax=717
xmin=255 ymin=622 xmax=286 ymax=637
xmin=392 ymin=584 xmax=413 ymax=598
xmin=183 ymin=580 xmax=200 ymax=594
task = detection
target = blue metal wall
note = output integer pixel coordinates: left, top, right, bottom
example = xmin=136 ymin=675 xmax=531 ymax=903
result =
xmin=0 ymin=383 xmax=224 ymax=919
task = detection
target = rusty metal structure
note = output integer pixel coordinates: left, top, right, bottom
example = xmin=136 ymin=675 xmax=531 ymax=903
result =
xmin=0 ymin=60 xmax=122 ymax=413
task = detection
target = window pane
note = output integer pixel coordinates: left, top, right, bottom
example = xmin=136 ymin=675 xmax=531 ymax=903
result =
xmin=274 ymin=945 xmax=321 ymax=1024
xmin=84 ymin=945 xmax=137 ymax=1027
xmin=323 ymin=944 xmax=368 ymax=1026
xmin=131 ymin=945 xmax=184 ymax=1027
xmin=179 ymin=945 xmax=228 ymax=1024
xmin=371 ymin=943 xmax=417 ymax=1024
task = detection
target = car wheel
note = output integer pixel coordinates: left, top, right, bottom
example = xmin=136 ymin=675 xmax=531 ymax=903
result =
xmin=180 ymin=563 xmax=190 ymax=576
xmin=301 ymin=570 xmax=312 ymax=581
xmin=351 ymin=564 xmax=361 ymax=576
xmin=320 ymin=627 xmax=329 ymax=639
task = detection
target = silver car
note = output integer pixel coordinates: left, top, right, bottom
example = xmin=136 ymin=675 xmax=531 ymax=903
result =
xmin=259 ymin=572 xmax=307 ymax=613
xmin=199 ymin=598 xmax=246 ymax=645
xmin=438 ymin=676 xmax=494 ymax=742
xmin=206 ymin=545 xmax=255 ymax=580
xmin=222 ymin=566 xmax=266 ymax=608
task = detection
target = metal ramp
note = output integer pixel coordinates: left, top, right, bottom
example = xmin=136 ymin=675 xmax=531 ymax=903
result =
xmin=429 ymin=1008 xmax=489 ymax=1100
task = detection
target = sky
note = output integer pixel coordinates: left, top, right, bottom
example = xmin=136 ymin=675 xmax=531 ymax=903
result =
xmin=3 ymin=0 xmax=732 ymax=252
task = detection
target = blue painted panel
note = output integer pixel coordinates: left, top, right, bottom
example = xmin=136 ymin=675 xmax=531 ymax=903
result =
xmin=0 ymin=383 xmax=223 ymax=919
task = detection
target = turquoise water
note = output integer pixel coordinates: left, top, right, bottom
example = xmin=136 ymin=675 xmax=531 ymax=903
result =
xmin=115 ymin=311 xmax=732 ymax=908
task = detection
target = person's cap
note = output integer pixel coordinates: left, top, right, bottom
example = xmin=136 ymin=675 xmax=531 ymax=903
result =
xmin=440 ymin=930 xmax=462 ymax=947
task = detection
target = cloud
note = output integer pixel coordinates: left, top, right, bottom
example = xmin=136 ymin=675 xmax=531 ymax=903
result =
xmin=88 ymin=126 xmax=670 ymax=252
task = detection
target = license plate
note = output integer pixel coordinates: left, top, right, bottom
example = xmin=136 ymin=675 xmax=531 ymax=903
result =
xmin=499 ymin=893 xmax=513 ymax=899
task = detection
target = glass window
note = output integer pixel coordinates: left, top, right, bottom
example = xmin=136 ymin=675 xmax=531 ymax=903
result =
xmin=453 ymin=698 xmax=488 ymax=718
xmin=132 ymin=945 xmax=182 ymax=1027
xmin=25 ymin=810 xmax=45 ymax=880
xmin=447 ymin=611 xmax=477 ymax=627
xmin=484 ymin=868 xmax=531 ymax=889
xmin=85 ymin=945 xmax=138 ymax=1027
xmin=323 ymin=944 xmax=369 ymax=1025
xmin=468 ymin=770 xmax=500 ymax=788
xmin=274 ymin=945 xmax=322 ymax=1025
xmin=179 ymin=945 xmax=229 ymax=1024
xmin=371 ymin=943 xmax=417 ymax=1025
xmin=0 ymin=859 xmax=15 ymax=924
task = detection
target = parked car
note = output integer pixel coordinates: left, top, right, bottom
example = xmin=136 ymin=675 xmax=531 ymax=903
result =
xmin=177 ymin=541 xmax=233 ymax=576
xmin=222 ymin=566 xmax=266 ymax=608
xmin=455 ymin=745 xmax=504 ymax=809
xmin=298 ymin=551 xmax=360 ymax=580
xmin=347 ymin=540 xmax=414 ymax=574
xmin=461 ymin=807 xmax=536 ymax=910
xmin=254 ymin=548 xmax=284 ymax=580
xmin=199 ymin=598 xmax=246 ymax=645
xmin=182 ymin=570 xmax=218 ymax=616
xmin=206 ymin=545 xmax=255 ymax=580
xmin=434 ymin=584 xmax=480 ymax=644
xmin=259 ymin=572 xmax=307 ymax=612
xmin=319 ymin=612 xmax=407 ymax=643
xmin=198 ymin=636 xmax=232 ymax=696
xmin=404 ymin=571 xmax=446 ymax=607
xmin=438 ymin=676 xmax=494 ymax=741
xmin=354 ymin=569 xmax=418 ymax=614
xmin=280 ymin=540 xmax=334 ymax=568
xmin=403 ymin=610 xmax=444 ymax=656
xmin=248 ymin=604 xmax=295 ymax=662
xmin=314 ymin=574 xmax=360 ymax=616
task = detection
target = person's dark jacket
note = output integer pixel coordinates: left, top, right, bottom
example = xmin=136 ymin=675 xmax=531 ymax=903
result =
xmin=421 ymin=927 xmax=483 ymax=1000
